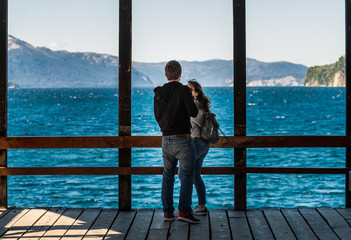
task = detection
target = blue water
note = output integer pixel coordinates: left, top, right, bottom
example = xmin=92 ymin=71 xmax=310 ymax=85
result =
xmin=7 ymin=87 xmax=346 ymax=208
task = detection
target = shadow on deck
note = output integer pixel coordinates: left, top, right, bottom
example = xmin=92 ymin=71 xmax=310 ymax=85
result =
xmin=0 ymin=207 xmax=349 ymax=239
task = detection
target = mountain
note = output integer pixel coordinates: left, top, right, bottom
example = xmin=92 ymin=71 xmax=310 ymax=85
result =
xmin=134 ymin=59 xmax=308 ymax=87
xmin=8 ymin=35 xmax=308 ymax=88
xmin=304 ymin=56 xmax=345 ymax=87
xmin=246 ymin=59 xmax=308 ymax=87
xmin=8 ymin=35 xmax=153 ymax=88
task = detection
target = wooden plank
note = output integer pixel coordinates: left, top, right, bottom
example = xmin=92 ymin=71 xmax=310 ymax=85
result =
xmin=0 ymin=208 xmax=29 ymax=236
xmin=346 ymin=0 xmax=351 ymax=209
xmin=0 ymin=136 xmax=158 ymax=149
xmin=246 ymin=209 xmax=274 ymax=240
xmin=227 ymin=209 xmax=252 ymax=239
xmin=1 ymin=208 xmax=29 ymax=228
xmin=234 ymin=148 xmax=246 ymax=210
xmin=281 ymin=208 xmax=317 ymax=240
xmin=118 ymin=0 xmax=132 ymax=211
xmin=317 ymin=207 xmax=351 ymax=240
xmin=105 ymin=210 xmax=136 ymax=240
xmin=298 ymin=208 xmax=338 ymax=240
xmin=118 ymin=0 xmax=132 ymax=130
xmin=209 ymin=209 xmax=231 ymax=240
xmin=168 ymin=220 xmax=188 ymax=240
xmin=189 ymin=214 xmax=210 ymax=240
xmin=233 ymin=0 xmax=247 ymax=211
xmin=0 ymin=166 xmax=348 ymax=176
xmin=61 ymin=208 xmax=101 ymax=240
xmin=218 ymin=136 xmax=351 ymax=148
xmin=335 ymin=207 xmax=351 ymax=225
xmin=0 ymin=207 xmax=14 ymax=219
xmin=245 ymin=167 xmax=348 ymax=174
xmin=0 ymin=0 xmax=8 ymax=210
xmin=262 ymin=208 xmax=295 ymax=240
xmin=147 ymin=208 xmax=170 ymax=240
xmin=0 ymin=0 xmax=7 ymax=129
xmin=0 ymin=0 xmax=7 ymax=136
xmin=19 ymin=207 xmax=66 ymax=239
xmin=3 ymin=136 xmax=351 ymax=149
xmin=82 ymin=209 xmax=118 ymax=240
xmin=1 ymin=207 xmax=48 ymax=239
xmin=147 ymin=229 xmax=169 ymax=240
xmin=40 ymin=208 xmax=84 ymax=240
xmin=233 ymin=0 xmax=246 ymax=137
xmin=126 ymin=209 xmax=154 ymax=240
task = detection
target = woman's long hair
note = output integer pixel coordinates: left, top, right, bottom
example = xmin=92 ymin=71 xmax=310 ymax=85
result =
xmin=188 ymin=79 xmax=210 ymax=112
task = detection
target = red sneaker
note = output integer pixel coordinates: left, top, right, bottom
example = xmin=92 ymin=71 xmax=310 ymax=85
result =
xmin=164 ymin=213 xmax=175 ymax=222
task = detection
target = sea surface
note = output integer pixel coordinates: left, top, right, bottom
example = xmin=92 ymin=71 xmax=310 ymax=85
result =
xmin=6 ymin=87 xmax=347 ymax=209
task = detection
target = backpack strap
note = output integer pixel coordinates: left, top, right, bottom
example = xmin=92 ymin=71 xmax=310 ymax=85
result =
xmin=219 ymin=128 xmax=225 ymax=137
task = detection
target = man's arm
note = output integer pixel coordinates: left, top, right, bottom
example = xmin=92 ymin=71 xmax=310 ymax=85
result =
xmin=154 ymin=96 xmax=160 ymax=122
xmin=183 ymin=87 xmax=198 ymax=117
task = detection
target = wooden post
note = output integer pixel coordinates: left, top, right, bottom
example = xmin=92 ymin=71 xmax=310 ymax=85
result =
xmin=346 ymin=0 xmax=351 ymax=208
xmin=118 ymin=0 xmax=132 ymax=211
xmin=233 ymin=0 xmax=247 ymax=210
xmin=0 ymin=0 xmax=7 ymax=209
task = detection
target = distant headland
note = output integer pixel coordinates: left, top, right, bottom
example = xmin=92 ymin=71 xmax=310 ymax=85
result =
xmin=304 ymin=56 xmax=345 ymax=87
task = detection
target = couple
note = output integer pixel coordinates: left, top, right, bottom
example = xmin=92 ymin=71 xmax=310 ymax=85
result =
xmin=153 ymin=60 xmax=211 ymax=224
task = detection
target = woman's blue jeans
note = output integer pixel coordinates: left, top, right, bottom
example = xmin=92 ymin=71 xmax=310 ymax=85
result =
xmin=161 ymin=134 xmax=196 ymax=214
xmin=193 ymin=137 xmax=210 ymax=205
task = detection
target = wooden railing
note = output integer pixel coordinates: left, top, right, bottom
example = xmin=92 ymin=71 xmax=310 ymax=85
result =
xmin=2 ymin=136 xmax=351 ymax=149
xmin=1 ymin=0 xmax=351 ymax=211
xmin=0 ymin=135 xmax=349 ymax=210
xmin=0 ymin=136 xmax=350 ymax=176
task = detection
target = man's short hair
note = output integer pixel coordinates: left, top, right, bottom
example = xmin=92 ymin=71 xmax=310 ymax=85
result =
xmin=165 ymin=60 xmax=182 ymax=80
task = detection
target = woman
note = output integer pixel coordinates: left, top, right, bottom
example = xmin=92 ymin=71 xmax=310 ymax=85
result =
xmin=187 ymin=79 xmax=210 ymax=215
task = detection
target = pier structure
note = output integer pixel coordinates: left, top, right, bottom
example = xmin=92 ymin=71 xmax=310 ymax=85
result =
xmin=0 ymin=207 xmax=347 ymax=239
xmin=0 ymin=0 xmax=351 ymax=239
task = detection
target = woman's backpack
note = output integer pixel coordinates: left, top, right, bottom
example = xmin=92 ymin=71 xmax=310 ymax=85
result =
xmin=201 ymin=112 xmax=221 ymax=144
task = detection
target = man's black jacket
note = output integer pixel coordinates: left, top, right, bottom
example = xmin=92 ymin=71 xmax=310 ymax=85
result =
xmin=154 ymin=81 xmax=198 ymax=136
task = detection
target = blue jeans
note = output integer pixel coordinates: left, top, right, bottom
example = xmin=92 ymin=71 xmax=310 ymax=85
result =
xmin=193 ymin=137 xmax=210 ymax=205
xmin=161 ymin=134 xmax=196 ymax=214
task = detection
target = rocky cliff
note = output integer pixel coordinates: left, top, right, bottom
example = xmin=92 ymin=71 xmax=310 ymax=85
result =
xmin=304 ymin=56 xmax=345 ymax=87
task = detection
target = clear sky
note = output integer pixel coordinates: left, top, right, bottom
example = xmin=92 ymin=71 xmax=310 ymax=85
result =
xmin=8 ymin=0 xmax=345 ymax=67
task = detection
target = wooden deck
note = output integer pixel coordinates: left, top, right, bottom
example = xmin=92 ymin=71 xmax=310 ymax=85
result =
xmin=0 ymin=207 xmax=350 ymax=239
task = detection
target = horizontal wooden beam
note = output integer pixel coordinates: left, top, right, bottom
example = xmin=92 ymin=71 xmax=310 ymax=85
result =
xmin=225 ymin=136 xmax=351 ymax=148
xmin=0 ymin=136 xmax=351 ymax=149
xmin=0 ymin=167 xmax=347 ymax=175
xmin=245 ymin=167 xmax=349 ymax=174
xmin=0 ymin=136 xmax=160 ymax=149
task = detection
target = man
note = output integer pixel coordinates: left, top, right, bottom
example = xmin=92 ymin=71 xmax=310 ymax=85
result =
xmin=154 ymin=60 xmax=199 ymax=224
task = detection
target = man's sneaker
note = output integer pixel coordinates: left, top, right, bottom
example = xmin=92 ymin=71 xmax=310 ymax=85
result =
xmin=178 ymin=211 xmax=200 ymax=224
xmin=164 ymin=213 xmax=175 ymax=222
xmin=193 ymin=205 xmax=208 ymax=215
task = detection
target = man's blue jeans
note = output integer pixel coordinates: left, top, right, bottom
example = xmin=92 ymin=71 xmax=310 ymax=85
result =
xmin=161 ymin=134 xmax=196 ymax=214
xmin=193 ymin=137 xmax=210 ymax=205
